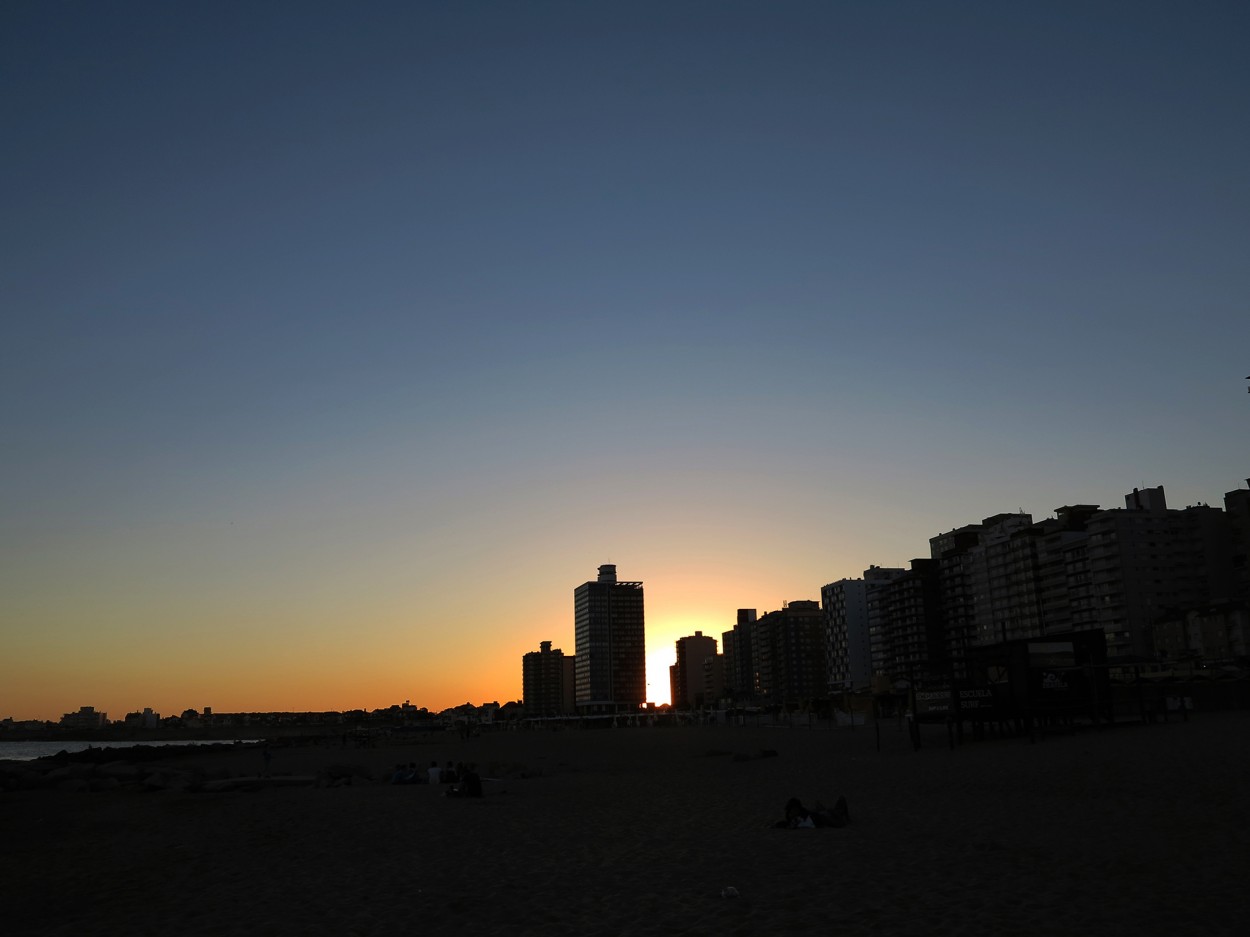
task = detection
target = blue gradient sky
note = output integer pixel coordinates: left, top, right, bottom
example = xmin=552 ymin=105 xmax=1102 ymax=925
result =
xmin=3 ymin=1 xmax=1247 ymax=720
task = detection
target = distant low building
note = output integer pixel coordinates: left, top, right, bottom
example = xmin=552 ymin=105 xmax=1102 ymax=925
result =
xmin=1 ymin=718 xmax=52 ymax=732
xmin=123 ymin=707 xmax=161 ymax=729
xmin=60 ymin=706 xmax=107 ymax=729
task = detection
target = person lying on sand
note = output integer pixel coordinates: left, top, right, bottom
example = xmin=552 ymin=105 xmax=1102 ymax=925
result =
xmin=775 ymin=795 xmax=849 ymax=829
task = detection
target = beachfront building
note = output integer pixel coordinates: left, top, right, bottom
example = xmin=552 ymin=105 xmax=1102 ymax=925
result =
xmin=927 ymin=484 xmax=1244 ymax=664
xmin=721 ymin=608 xmax=757 ymax=701
xmin=1152 ymin=605 xmax=1249 ymax=663
xmin=928 ymin=523 xmax=985 ymax=679
xmin=122 ymin=707 xmax=161 ymax=729
xmin=874 ymin=560 xmax=945 ymax=686
xmin=1079 ymin=487 xmax=1234 ymax=659
xmin=59 ymin=706 xmax=108 ymax=729
xmin=1034 ymin=504 xmax=1103 ymax=636
xmin=522 ymin=641 xmax=575 ymax=717
xmin=967 ymin=513 xmax=1038 ymax=646
xmin=1226 ymin=480 xmax=1250 ymax=604
xmin=751 ymin=600 xmax=826 ymax=707
xmin=670 ymin=631 xmax=717 ymax=710
xmin=864 ymin=566 xmax=906 ymax=689
xmin=702 ymin=653 xmax=726 ymax=708
xmin=821 ymin=578 xmax=871 ymax=691
xmin=574 ymin=564 xmax=646 ymax=714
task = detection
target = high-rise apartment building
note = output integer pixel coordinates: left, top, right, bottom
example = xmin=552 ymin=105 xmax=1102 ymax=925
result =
xmin=721 ymin=609 xmax=757 ymax=700
xmin=751 ymin=600 xmax=826 ymax=705
xmin=929 ymin=523 xmax=985 ymax=678
xmin=968 ymin=513 xmax=1037 ymax=645
xmin=821 ymin=578 xmax=870 ymax=690
xmin=946 ymin=486 xmax=1239 ymax=660
xmin=1226 ymin=480 xmax=1250 ymax=603
xmin=701 ymin=653 xmax=726 ymax=708
xmin=670 ymin=631 xmax=717 ymax=709
xmin=1083 ymin=487 xmax=1231 ymax=658
xmin=876 ymin=560 xmax=944 ymax=685
xmin=864 ymin=566 xmax=906 ymax=686
xmin=574 ymin=564 xmax=646 ymax=714
xmin=522 ymin=641 xmax=575 ymax=717
xmin=1034 ymin=504 xmax=1102 ymax=635
xmin=845 ymin=479 xmax=1245 ymax=685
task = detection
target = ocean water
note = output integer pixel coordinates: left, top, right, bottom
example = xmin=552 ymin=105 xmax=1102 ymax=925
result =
xmin=0 ymin=739 xmax=259 ymax=762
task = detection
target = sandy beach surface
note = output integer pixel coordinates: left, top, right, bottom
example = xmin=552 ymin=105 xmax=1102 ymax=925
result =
xmin=3 ymin=713 xmax=1247 ymax=937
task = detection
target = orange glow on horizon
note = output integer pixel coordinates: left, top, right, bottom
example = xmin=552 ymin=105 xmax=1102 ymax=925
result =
xmin=4 ymin=548 xmax=860 ymax=723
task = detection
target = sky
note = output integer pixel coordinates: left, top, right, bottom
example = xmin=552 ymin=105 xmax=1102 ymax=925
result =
xmin=2 ymin=1 xmax=1247 ymax=721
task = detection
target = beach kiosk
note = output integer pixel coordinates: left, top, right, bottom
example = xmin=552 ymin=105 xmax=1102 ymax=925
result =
xmin=960 ymin=629 xmax=1111 ymax=739
xmin=904 ymin=630 xmax=1112 ymax=745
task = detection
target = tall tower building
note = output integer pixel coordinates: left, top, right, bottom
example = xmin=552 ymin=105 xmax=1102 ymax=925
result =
xmin=574 ymin=564 xmax=646 ymax=714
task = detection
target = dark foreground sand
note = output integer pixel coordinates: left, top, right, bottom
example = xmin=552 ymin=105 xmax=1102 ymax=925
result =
xmin=3 ymin=713 xmax=1247 ymax=937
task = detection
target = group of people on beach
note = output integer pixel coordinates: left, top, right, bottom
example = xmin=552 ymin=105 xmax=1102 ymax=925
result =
xmin=389 ymin=759 xmax=482 ymax=797
xmin=775 ymin=795 xmax=850 ymax=829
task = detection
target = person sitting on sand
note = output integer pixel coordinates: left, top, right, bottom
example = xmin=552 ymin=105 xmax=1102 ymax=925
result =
xmin=427 ymin=760 xmax=441 ymax=785
xmin=776 ymin=795 xmax=849 ymax=829
xmin=446 ymin=764 xmax=482 ymax=799
xmin=443 ymin=760 xmax=458 ymax=783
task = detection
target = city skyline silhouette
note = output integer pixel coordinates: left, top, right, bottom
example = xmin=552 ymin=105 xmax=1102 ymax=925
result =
xmin=3 ymin=2 xmax=1247 ymax=722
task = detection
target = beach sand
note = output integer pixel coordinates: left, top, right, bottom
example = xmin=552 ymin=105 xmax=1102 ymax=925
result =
xmin=3 ymin=713 xmax=1247 ymax=936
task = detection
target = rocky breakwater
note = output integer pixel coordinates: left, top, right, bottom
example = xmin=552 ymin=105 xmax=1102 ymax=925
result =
xmin=0 ymin=742 xmax=304 ymax=794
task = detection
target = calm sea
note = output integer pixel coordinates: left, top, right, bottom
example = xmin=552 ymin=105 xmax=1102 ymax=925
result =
xmin=0 ymin=739 xmax=260 ymax=762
